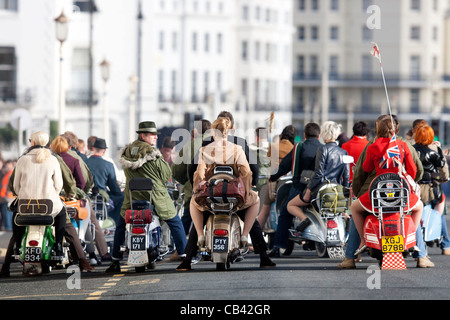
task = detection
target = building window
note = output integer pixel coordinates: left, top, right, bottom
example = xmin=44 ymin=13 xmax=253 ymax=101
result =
xmin=204 ymin=71 xmax=209 ymax=101
xmin=296 ymin=55 xmax=305 ymax=76
xmin=265 ymin=43 xmax=270 ymax=62
xmin=158 ymin=70 xmax=164 ymax=101
xmin=410 ymin=26 xmax=420 ymax=40
xmin=411 ymin=0 xmax=420 ymax=11
xmin=71 ymin=48 xmax=89 ymax=92
xmin=330 ymin=26 xmax=339 ymax=41
xmin=255 ymin=41 xmax=260 ymax=61
xmin=217 ymin=33 xmax=223 ymax=54
xmin=191 ymin=71 xmax=197 ymax=102
xmin=362 ymin=26 xmax=372 ymax=42
xmin=330 ymin=55 xmax=339 ymax=78
xmin=297 ymin=26 xmax=305 ymax=41
xmin=330 ymin=0 xmax=339 ymax=11
xmin=410 ymin=89 xmax=420 ymax=111
xmin=298 ymin=0 xmax=305 ymax=11
xmin=171 ymin=70 xmax=177 ymax=101
xmin=159 ymin=31 xmax=164 ymax=50
xmin=204 ymin=33 xmax=209 ymax=52
xmin=0 ymin=0 xmax=18 ymax=11
xmin=0 ymin=46 xmax=16 ymax=101
xmin=363 ymin=0 xmax=372 ymax=11
xmin=172 ymin=32 xmax=177 ymax=51
xmin=310 ymin=55 xmax=318 ymax=77
xmin=242 ymin=41 xmax=248 ymax=61
xmin=311 ymin=26 xmax=319 ymax=41
xmin=311 ymin=0 xmax=319 ymax=11
xmin=242 ymin=5 xmax=248 ymax=20
xmin=192 ymin=32 xmax=197 ymax=51
xmin=410 ymin=55 xmax=421 ymax=80
xmin=255 ymin=6 xmax=260 ymax=20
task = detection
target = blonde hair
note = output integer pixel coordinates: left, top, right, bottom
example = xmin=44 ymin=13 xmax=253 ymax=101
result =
xmin=51 ymin=135 xmax=69 ymax=154
xmin=321 ymin=121 xmax=341 ymax=142
xmin=30 ymin=131 xmax=51 ymax=163
xmin=211 ymin=117 xmax=232 ymax=138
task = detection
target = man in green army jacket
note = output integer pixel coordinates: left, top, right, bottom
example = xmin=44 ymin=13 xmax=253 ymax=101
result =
xmin=105 ymin=121 xmax=187 ymax=273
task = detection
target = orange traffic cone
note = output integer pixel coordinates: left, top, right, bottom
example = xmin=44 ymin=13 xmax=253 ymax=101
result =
xmin=381 ymin=252 xmax=407 ymax=270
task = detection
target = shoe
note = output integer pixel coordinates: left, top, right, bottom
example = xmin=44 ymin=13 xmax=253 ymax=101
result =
xmin=260 ymin=256 xmax=276 ymax=268
xmin=176 ymin=259 xmax=192 ymax=271
xmin=240 ymin=235 xmax=248 ymax=247
xmin=417 ymin=256 xmax=435 ymax=268
xmin=170 ymin=252 xmax=186 ymax=261
xmin=197 ymin=235 xmax=205 ymax=247
xmin=79 ymin=258 xmax=95 ymax=272
xmin=54 ymin=243 xmax=64 ymax=258
xmin=268 ymin=248 xmax=280 ymax=258
xmin=296 ymin=218 xmax=311 ymax=232
xmin=101 ymin=253 xmax=112 ymax=262
xmin=337 ymin=257 xmax=356 ymax=269
xmin=0 ymin=267 xmax=10 ymax=278
xmin=442 ymin=248 xmax=450 ymax=256
xmin=105 ymin=260 xmax=121 ymax=273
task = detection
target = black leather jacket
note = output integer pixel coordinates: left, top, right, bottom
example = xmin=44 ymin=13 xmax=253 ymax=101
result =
xmin=413 ymin=144 xmax=445 ymax=183
xmin=309 ymin=141 xmax=350 ymax=191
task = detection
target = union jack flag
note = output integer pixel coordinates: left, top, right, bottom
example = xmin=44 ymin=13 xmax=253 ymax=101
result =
xmin=379 ymin=134 xmax=401 ymax=169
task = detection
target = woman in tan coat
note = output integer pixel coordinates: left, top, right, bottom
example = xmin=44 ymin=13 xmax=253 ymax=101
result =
xmin=191 ymin=117 xmax=259 ymax=247
xmin=13 ymin=131 xmax=66 ymax=256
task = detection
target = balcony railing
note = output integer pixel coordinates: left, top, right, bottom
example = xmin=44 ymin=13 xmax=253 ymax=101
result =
xmin=66 ymin=90 xmax=99 ymax=106
xmin=293 ymin=72 xmax=450 ymax=84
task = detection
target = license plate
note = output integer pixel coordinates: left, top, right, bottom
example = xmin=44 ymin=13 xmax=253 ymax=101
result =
xmin=327 ymin=229 xmax=339 ymax=241
xmin=213 ymin=237 xmax=228 ymax=253
xmin=382 ymin=235 xmax=404 ymax=252
xmin=131 ymin=235 xmax=146 ymax=251
xmin=24 ymin=247 xmax=42 ymax=262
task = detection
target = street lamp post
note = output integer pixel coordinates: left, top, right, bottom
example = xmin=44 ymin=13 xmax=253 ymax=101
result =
xmin=55 ymin=11 xmax=68 ymax=134
xmin=100 ymin=58 xmax=110 ymax=153
xmin=129 ymin=75 xmax=139 ymax=142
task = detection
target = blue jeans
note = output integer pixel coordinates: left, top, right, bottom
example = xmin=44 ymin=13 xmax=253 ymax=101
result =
xmin=273 ymin=184 xmax=301 ymax=249
xmin=345 ymin=217 xmax=428 ymax=259
xmin=0 ymin=202 xmax=13 ymax=231
xmin=112 ymin=214 xmax=186 ymax=260
xmin=440 ymin=213 xmax=450 ymax=250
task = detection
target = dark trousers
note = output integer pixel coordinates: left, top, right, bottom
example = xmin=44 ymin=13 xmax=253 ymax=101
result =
xmin=184 ymin=210 xmax=268 ymax=260
xmin=12 ymin=208 xmax=67 ymax=250
xmin=273 ymin=183 xmax=301 ymax=249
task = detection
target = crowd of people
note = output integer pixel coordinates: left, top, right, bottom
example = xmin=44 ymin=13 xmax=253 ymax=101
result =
xmin=0 ymin=110 xmax=449 ymax=277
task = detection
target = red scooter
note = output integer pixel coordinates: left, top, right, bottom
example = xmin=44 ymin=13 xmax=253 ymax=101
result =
xmin=362 ymin=173 xmax=416 ymax=265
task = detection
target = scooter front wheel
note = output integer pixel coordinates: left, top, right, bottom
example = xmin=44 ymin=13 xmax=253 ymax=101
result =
xmin=315 ymin=242 xmax=329 ymax=258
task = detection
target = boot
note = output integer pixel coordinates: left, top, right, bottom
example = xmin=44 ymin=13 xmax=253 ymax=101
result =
xmin=0 ymin=266 xmax=10 ymax=278
xmin=296 ymin=218 xmax=311 ymax=232
xmin=417 ymin=256 xmax=435 ymax=268
xmin=259 ymin=253 xmax=276 ymax=268
xmin=79 ymin=258 xmax=95 ymax=272
xmin=176 ymin=259 xmax=192 ymax=271
xmin=337 ymin=257 xmax=356 ymax=269
xmin=105 ymin=260 xmax=121 ymax=273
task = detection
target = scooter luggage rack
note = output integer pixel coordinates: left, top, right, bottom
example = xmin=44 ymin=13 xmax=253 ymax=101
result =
xmin=315 ymin=191 xmax=348 ymax=215
xmin=370 ymin=184 xmax=410 ymax=217
xmin=206 ymin=197 xmax=239 ymax=213
xmin=90 ymin=193 xmax=109 ymax=221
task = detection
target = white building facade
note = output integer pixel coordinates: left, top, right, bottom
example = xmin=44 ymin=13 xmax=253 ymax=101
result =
xmin=292 ymin=0 xmax=450 ymax=140
xmin=0 ymin=0 xmax=294 ymax=159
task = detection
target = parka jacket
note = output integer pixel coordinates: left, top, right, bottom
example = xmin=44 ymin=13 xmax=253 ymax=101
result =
xmin=119 ymin=139 xmax=176 ymax=220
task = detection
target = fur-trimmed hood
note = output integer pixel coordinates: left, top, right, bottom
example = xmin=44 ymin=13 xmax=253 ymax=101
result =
xmin=119 ymin=140 xmax=163 ymax=170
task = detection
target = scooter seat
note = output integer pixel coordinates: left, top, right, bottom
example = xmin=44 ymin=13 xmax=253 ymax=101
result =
xmin=15 ymin=214 xmax=54 ymax=226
